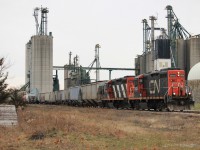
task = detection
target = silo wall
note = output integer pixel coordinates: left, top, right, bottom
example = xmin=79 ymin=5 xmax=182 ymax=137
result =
xmin=176 ymin=39 xmax=186 ymax=70
xmin=30 ymin=35 xmax=53 ymax=93
xmin=186 ymin=37 xmax=200 ymax=76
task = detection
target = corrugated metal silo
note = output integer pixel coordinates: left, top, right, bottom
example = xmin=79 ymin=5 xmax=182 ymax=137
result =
xmin=155 ymin=39 xmax=170 ymax=59
xmin=30 ymin=35 xmax=53 ymax=93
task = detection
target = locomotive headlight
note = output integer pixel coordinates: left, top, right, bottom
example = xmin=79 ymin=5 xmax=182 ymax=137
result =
xmin=173 ymin=92 xmax=176 ymax=96
xmin=188 ymin=92 xmax=191 ymax=95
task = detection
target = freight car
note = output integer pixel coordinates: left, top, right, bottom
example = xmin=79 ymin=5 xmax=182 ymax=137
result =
xmin=35 ymin=68 xmax=194 ymax=111
xmin=68 ymin=81 xmax=107 ymax=106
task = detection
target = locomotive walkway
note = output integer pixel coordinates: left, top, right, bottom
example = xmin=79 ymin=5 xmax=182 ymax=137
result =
xmin=0 ymin=105 xmax=18 ymax=126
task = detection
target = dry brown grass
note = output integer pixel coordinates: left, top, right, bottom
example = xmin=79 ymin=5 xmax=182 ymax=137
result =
xmin=0 ymin=105 xmax=200 ymax=150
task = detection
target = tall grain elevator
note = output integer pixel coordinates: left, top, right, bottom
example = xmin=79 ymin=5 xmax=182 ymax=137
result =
xmin=25 ymin=7 xmax=53 ymax=94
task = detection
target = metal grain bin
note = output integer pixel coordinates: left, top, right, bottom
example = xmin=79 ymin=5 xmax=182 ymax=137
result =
xmin=155 ymin=39 xmax=170 ymax=59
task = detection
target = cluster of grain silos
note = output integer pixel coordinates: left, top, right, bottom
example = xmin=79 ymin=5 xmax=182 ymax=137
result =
xmin=175 ymin=36 xmax=200 ymax=78
xmin=135 ymin=51 xmax=154 ymax=75
xmin=136 ymin=5 xmax=200 ymax=77
xmin=136 ymin=37 xmax=200 ymax=77
xmin=135 ymin=38 xmax=171 ymax=75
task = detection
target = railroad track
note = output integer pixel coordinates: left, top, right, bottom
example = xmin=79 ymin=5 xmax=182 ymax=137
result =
xmin=28 ymin=104 xmax=200 ymax=116
xmin=180 ymin=110 xmax=200 ymax=114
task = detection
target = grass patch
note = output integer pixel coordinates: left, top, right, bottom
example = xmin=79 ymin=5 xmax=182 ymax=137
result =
xmin=194 ymin=103 xmax=200 ymax=110
xmin=0 ymin=104 xmax=200 ymax=149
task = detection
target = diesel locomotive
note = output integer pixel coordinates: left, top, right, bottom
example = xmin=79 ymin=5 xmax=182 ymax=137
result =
xmin=129 ymin=68 xmax=194 ymax=111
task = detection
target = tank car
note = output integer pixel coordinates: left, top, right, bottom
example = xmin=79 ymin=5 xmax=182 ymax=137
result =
xmin=130 ymin=68 xmax=194 ymax=111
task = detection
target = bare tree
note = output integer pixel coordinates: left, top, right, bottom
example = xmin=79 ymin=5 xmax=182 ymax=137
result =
xmin=0 ymin=57 xmax=9 ymax=103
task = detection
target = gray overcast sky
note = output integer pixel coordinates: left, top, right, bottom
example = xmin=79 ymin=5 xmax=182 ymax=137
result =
xmin=0 ymin=0 xmax=199 ymax=89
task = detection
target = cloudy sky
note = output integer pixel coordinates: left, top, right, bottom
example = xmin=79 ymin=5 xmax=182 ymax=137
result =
xmin=0 ymin=0 xmax=199 ymax=89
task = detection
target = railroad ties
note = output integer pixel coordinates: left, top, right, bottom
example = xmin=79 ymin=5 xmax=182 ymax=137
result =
xmin=0 ymin=105 xmax=18 ymax=126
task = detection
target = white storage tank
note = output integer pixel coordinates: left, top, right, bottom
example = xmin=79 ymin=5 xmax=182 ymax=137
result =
xmin=188 ymin=62 xmax=200 ymax=103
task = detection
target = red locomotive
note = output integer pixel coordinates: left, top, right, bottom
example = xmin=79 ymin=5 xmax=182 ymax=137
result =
xmin=99 ymin=68 xmax=194 ymax=111
xmin=128 ymin=68 xmax=194 ymax=110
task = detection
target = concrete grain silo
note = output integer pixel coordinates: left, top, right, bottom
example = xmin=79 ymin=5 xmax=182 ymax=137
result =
xmin=146 ymin=51 xmax=153 ymax=73
xmin=25 ymin=40 xmax=31 ymax=86
xmin=139 ymin=55 xmax=144 ymax=74
xmin=30 ymin=35 xmax=53 ymax=93
xmin=25 ymin=7 xmax=53 ymax=94
xmin=186 ymin=37 xmax=200 ymax=77
xmin=176 ymin=39 xmax=186 ymax=70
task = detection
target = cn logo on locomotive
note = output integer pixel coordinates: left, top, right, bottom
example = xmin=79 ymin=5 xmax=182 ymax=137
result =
xmin=149 ymin=79 xmax=160 ymax=94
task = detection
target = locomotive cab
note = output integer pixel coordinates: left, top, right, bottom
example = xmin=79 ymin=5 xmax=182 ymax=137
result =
xmin=164 ymin=69 xmax=194 ymax=110
xmin=168 ymin=70 xmax=186 ymax=97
